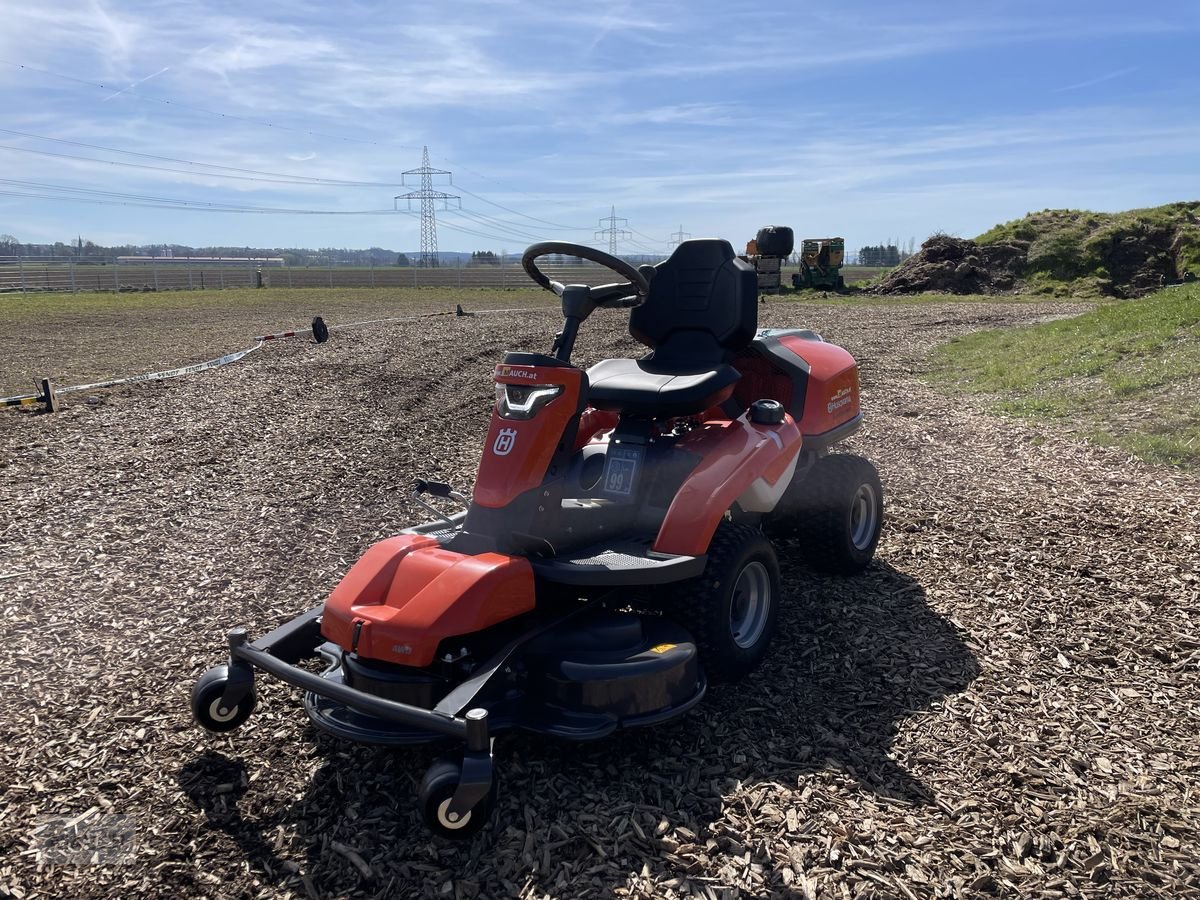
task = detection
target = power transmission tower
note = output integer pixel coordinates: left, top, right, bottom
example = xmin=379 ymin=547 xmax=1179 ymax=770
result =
xmin=394 ymin=146 xmax=460 ymax=267
xmin=595 ymin=206 xmax=631 ymax=255
xmin=668 ymin=225 xmax=691 ymax=249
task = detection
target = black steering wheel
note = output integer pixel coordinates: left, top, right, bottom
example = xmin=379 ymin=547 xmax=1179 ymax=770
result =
xmin=521 ymin=241 xmax=652 ymax=308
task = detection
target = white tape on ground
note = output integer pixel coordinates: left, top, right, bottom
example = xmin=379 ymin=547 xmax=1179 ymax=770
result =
xmin=56 ymin=342 xmax=264 ymax=395
xmin=5 ymin=302 xmax=562 ymax=409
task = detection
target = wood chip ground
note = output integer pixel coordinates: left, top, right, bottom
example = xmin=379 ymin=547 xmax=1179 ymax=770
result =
xmin=1 ymin=299 xmax=1197 ymax=899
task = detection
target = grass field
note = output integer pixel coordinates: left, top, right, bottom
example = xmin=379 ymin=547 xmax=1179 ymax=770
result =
xmin=2 ymin=286 xmax=552 ymax=396
xmin=5 ymin=285 xmax=1054 ymax=397
xmin=929 ymin=284 xmax=1200 ymax=467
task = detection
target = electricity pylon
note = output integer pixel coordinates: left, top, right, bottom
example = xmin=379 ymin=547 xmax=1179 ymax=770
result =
xmin=595 ymin=206 xmax=631 ymax=255
xmin=395 ymin=146 xmax=460 ymax=267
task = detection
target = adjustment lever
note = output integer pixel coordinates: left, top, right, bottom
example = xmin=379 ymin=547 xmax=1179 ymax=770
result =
xmin=413 ymin=479 xmax=467 ymax=529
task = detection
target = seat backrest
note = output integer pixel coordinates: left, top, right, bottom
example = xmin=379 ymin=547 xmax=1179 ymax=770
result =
xmin=629 ymin=239 xmax=758 ymax=370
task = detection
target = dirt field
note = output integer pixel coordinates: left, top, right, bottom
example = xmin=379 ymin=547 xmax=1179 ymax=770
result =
xmin=1 ymin=295 xmax=1198 ymax=899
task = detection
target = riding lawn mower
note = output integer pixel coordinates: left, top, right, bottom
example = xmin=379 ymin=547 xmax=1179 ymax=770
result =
xmin=192 ymin=238 xmax=884 ymax=839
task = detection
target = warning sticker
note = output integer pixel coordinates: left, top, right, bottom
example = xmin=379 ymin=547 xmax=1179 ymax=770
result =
xmin=602 ymin=445 xmax=642 ymax=496
xmin=650 ymin=643 xmax=676 ymax=654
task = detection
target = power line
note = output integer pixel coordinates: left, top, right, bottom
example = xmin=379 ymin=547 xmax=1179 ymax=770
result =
xmin=0 ymin=179 xmax=400 ymax=214
xmin=449 ymin=209 xmax=545 ymax=242
xmin=0 ymin=143 xmax=398 ymax=188
xmin=0 ymin=127 xmax=600 ymax=233
xmin=0 ymin=189 xmax=400 ymax=215
xmin=0 ymin=128 xmax=407 ymax=186
xmin=454 ymin=185 xmax=589 ymax=231
xmin=1 ymin=60 xmax=400 ymax=148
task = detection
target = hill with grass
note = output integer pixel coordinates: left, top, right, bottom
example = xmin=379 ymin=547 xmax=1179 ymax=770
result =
xmin=874 ymin=201 xmax=1200 ymax=297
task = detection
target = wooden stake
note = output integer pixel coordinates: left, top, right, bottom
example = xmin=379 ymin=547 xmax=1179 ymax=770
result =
xmin=40 ymin=378 xmax=60 ymax=414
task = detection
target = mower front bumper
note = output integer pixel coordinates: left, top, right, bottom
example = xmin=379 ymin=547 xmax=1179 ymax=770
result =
xmin=219 ymin=610 xmax=491 ymax=752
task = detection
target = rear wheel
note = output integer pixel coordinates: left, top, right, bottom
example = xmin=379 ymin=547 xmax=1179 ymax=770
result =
xmin=662 ymin=523 xmax=780 ymax=684
xmin=774 ymin=454 xmax=883 ymax=574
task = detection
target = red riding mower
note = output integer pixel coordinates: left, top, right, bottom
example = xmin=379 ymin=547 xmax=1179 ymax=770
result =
xmin=192 ymin=239 xmax=883 ymax=839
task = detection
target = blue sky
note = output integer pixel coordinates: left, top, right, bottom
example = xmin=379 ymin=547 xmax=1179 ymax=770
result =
xmin=1 ymin=0 xmax=1198 ymax=256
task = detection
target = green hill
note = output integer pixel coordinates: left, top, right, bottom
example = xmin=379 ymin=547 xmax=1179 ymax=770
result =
xmin=874 ymin=201 xmax=1200 ymax=297
xmin=976 ymin=201 xmax=1200 ymax=296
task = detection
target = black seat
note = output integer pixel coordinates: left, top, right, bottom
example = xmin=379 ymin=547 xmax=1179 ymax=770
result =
xmin=587 ymin=239 xmax=758 ymax=417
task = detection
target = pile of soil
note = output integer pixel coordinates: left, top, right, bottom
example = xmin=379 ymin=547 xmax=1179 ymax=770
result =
xmin=872 ymin=236 xmax=1026 ymax=295
xmin=874 ymin=201 xmax=1200 ymax=297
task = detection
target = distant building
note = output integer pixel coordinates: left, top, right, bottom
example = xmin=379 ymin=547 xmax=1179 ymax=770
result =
xmin=115 ymin=256 xmax=285 ymax=267
xmin=858 ymin=245 xmax=901 ymax=267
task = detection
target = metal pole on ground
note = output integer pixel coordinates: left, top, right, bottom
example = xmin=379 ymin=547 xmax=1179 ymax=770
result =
xmin=188 ymin=263 xmax=194 ymax=290
xmin=19 ymin=259 xmax=24 ymax=294
xmin=153 ymin=262 xmax=159 ymax=292
xmin=328 ymin=265 xmax=333 ymax=288
xmin=114 ymin=262 xmax=119 ymax=292
xmin=69 ymin=262 xmax=76 ymax=293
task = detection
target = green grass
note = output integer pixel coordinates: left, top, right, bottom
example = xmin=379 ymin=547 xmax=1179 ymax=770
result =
xmin=930 ymin=284 xmax=1200 ymax=468
xmin=0 ymin=285 xmax=549 ymax=324
xmin=775 ymin=289 xmax=1056 ymax=305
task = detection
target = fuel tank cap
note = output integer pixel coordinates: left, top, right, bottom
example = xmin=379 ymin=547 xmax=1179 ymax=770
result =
xmin=750 ymin=399 xmax=786 ymax=425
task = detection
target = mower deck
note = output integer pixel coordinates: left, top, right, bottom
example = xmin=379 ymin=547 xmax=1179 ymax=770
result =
xmin=223 ymin=602 xmax=707 ymax=748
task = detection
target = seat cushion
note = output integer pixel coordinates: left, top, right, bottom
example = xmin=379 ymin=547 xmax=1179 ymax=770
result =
xmin=587 ymin=358 xmax=740 ymax=417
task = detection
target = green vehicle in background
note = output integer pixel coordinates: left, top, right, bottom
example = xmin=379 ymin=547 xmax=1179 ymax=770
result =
xmin=792 ymin=238 xmax=846 ymax=291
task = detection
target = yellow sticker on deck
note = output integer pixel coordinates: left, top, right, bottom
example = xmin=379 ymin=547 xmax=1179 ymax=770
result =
xmin=650 ymin=643 xmax=676 ymax=653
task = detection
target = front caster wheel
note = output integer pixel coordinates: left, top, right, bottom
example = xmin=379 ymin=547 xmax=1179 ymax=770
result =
xmin=191 ymin=665 xmax=256 ymax=733
xmin=418 ymin=758 xmax=496 ymax=841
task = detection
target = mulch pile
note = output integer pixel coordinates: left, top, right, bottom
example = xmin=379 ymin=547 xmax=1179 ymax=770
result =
xmin=873 ymin=237 xmax=1028 ymax=295
xmin=1 ymin=299 xmax=1198 ymax=898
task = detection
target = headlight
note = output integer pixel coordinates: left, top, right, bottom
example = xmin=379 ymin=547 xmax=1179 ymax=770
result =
xmin=495 ymin=383 xmax=563 ymax=420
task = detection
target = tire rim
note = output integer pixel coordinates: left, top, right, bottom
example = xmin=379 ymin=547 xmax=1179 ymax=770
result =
xmin=850 ymin=483 xmax=879 ymax=551
xmin=436 ymin=798 xmax=472 ymax=830
xmin=729 ymin=561 xmax=772 ymax=650
xmin=207 ymin=697 xmax=238 ymax=723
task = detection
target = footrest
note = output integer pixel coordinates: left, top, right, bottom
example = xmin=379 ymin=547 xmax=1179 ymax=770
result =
xmin=531 ymin=540 xmax=705 ymax=586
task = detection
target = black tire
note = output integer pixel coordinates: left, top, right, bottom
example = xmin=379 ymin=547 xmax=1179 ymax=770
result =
xmin=755 ymin=226 xmax=794 ymax=258
xmin=418 ymin=758 xmax=495 ymax=841
xmin=311 ymin=316 xmax=329 ymax=343
xmin=778 ymin=455 xmax=883 ymax=575
xmin=662 ymin=523 xmax=780 ymax=684
xmin=191 ymin=666 xmax=256 ymax=733
xmin=836 ymin=275 xmax=846 ymax=291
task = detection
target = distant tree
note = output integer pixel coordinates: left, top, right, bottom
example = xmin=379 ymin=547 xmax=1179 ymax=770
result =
xmin=468 ymin=250 xmax=499 ymax=266
xmin=396 ymin=253 xmax=410 ymax=267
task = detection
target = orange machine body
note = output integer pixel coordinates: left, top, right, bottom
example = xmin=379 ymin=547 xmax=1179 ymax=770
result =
xmin=473 ymin=363 xmax=584 ymax=509
xmin=732 ymin=332 xmax=860 ymax=440
xmin=321 ymin=534 xmax=535 ymax=667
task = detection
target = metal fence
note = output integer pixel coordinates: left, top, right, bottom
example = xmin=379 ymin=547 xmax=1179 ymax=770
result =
xmin=0 ymin=257 xmax=663 ymax=294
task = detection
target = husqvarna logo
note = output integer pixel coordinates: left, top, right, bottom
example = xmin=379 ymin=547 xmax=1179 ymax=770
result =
xmin=493 ymin=427 xmax=518 ymax=456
